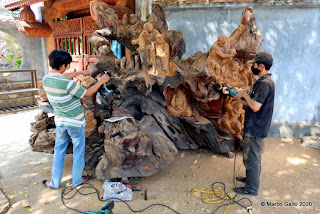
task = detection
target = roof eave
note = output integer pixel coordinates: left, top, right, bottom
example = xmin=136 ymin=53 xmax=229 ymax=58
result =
xmin=2 ymin=0 xmax=46 ymax=11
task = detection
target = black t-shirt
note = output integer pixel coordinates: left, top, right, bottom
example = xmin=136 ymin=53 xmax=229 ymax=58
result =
xmin=244 ymin=74 xmax=275 ymax=138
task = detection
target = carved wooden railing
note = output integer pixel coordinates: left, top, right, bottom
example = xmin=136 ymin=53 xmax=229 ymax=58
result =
xmin=52 ymin=16 xmax=99 ymax=72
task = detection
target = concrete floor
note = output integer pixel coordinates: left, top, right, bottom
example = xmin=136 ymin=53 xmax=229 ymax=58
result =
xmin=0 ymin=109 xmax=320 ymax=214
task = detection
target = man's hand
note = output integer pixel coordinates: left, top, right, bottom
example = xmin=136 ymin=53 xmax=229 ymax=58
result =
xmin=98 ymin=74 xmax=110 ymax=84
xmin=84 ymin=74 xmax=110 ymax=98
xmin=235 ymin=88 xmax=262 ymax=112
xmin=222 ymin=87 xmax=230 ymax=95
xmin=235 ymin=88 xmax=250 ymax=98
xmin=222 ymin=86 xmax=239 ymax=96
xmin=235 ymin=89 xmax=246 ymax=99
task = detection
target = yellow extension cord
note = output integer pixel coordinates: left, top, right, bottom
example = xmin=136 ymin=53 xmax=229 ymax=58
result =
xmin=190 ymin=165 xmax=242 ymax=214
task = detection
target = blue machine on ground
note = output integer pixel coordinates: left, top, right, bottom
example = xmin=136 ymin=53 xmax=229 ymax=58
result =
xmin=86 ymin=201 xmax=114 ymax=214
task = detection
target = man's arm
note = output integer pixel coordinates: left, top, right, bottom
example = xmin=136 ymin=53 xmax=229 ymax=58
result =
xmin=84 ymin=74 xmax=110 ymax=97
xmin=236 ymin=90 xmax=262 ymax=112
xmin=63 ymin=70 xmax=89 ymax=79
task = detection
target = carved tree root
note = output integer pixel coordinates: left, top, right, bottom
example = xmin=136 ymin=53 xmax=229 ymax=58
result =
xmin=29 ymin=4 xmax=263 ymax=180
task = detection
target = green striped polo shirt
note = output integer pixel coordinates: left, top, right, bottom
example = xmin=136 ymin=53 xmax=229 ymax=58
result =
xmin=42 ymin=72 xmax=87 ymax=129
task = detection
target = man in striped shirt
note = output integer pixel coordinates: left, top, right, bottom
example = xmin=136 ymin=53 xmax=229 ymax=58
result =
xmin=42 ymin=49 xmax=110 ymax=189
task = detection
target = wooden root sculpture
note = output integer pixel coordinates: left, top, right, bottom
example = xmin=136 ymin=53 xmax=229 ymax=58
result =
xmin=29 ymin=4 xmax=263 ymax=179
xmin=29 ymin=111 xmax=56 ymax=153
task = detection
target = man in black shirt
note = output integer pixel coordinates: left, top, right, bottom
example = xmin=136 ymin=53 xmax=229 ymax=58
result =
xmin=233 ymin=51 xmax=275 ymax=195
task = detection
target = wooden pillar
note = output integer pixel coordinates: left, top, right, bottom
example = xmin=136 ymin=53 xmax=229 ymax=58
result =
xmin=43 ymin=0 xmax=56 ymax=73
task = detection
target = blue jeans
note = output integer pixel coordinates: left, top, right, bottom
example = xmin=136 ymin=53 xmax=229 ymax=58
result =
xmin=50 ymin=125 xmax=85 ymax=188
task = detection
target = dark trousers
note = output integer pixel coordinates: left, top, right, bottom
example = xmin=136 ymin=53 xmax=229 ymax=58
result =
xmin=243 ymin=136 xmax=263 ymax=194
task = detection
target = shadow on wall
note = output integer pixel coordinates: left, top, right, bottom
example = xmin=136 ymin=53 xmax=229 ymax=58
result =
xmin=166 ymin=6 xmax=320 ymax=127
xmin=269 ymin=123 xmax=320 ymax=138
xmin=259 ymin=7 xmax=320 ymax=125
xmin=167 ymin=8 xmax=241 ymax=57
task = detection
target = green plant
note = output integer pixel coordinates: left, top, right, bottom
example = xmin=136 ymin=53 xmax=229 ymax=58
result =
xmin=3 ymin=9 xmax=21 ymax=18
xmin=60 ymin=16 xmax=68 ymax=21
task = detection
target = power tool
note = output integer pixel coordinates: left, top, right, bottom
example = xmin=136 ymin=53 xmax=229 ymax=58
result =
xmin=225 ymin=85 xmax=238 ymax=96
xmin=86 ymin=201 xmax=114 ymax=214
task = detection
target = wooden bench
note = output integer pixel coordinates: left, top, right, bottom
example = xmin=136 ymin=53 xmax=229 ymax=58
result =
xmin=0 ymin=69 xmax=39 ymax=105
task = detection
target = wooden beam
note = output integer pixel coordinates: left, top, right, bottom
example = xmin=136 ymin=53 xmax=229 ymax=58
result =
xmin=48 ymin=0 xmax=91 ymax=18
xmin=16 ymin=21 xmax=52 ymax=37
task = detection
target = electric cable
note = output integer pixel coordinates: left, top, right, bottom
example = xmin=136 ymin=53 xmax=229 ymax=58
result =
xmin=61 ymin=181 xmax=180 ymax=214
xmin=190 ymin=145 xmax=253 ymax=214
xmin=61 ymin=145 xmax=252 ymax=213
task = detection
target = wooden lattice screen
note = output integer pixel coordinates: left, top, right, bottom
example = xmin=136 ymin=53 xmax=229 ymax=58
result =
xmin=52 ymin=16 xmax=99 ymax=72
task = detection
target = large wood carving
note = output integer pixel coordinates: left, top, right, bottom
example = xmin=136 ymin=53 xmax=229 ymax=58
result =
xmin=90 ymin=0 xmax=133 ymax=24
xmin=30 ymin=4 xmax=263 ymax=180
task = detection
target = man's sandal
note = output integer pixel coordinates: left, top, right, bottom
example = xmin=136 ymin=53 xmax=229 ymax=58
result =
xmin=43 ymin=175 xmax=91 ymax=189
xmin=42 ymin=180 xmax=57 ymax=189
xmin=81 ymin=175 xmax=91 ymax=184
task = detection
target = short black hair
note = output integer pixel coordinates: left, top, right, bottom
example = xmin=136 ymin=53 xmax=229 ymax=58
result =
xmin=49 ymin=49 xmax=72 ymax=70
xmin=258 ymin=62 xmax=272 ymax=71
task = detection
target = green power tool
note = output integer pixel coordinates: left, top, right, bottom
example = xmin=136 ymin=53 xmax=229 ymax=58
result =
xmin=86 ymin=201 xmax=114 ymax=214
